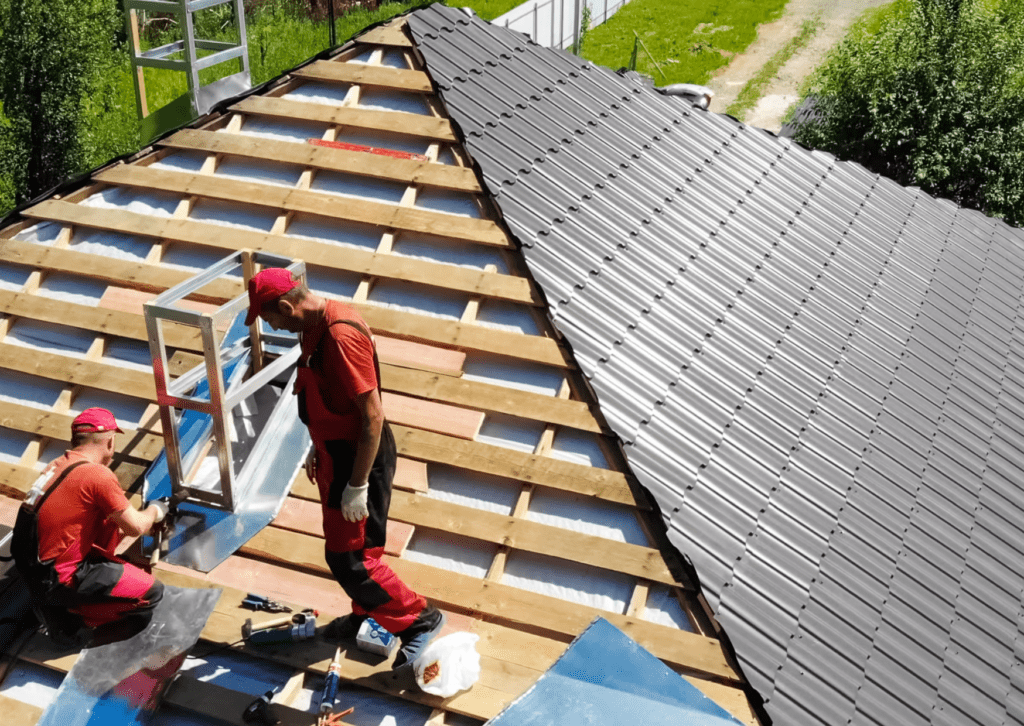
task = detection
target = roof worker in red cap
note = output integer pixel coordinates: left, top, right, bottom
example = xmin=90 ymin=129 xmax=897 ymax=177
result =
xmin=13 ymin=407 xmax=179 ymax=648
xmin=246 ymin=267 xmax=445 ymax=670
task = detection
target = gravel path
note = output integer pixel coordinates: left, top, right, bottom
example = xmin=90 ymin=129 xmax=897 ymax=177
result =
xmin=706 ymin=0 xmax=892 ymax=131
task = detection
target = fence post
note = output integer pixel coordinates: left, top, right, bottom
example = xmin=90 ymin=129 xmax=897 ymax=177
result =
xmin=328 ymin=0 xmax=336 ymax=48
xmin=572 ymin=0 xmax=580 ymax=53
xmin=550 ymin=0 xmax=556 ymax=47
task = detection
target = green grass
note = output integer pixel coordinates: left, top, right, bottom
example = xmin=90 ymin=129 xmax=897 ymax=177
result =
xmin=726 ymin=16 xmax=821 ymax=120
xmin=448 ymin=0 xmax=523 ymax=21
xmin=582 ymin=0 xmax=788 ymax=86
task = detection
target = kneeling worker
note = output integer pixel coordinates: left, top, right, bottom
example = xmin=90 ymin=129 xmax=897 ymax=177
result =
xmin=17 ymin=408 xmax=173 ymax=647
xmin=246 ymin=267 xmax=444 ymax=669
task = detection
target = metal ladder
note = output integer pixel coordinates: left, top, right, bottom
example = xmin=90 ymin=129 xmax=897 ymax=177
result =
xmin=124 ymin=0 xmax=251 ymax=141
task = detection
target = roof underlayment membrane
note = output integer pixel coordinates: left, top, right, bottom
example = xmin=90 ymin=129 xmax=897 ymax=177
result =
xmin=407 ymin=5 xmax=1024 ymax=726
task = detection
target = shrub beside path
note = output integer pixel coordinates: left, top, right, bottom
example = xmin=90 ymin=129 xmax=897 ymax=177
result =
xmin=707 ymin=0 xmax=891 ymax=131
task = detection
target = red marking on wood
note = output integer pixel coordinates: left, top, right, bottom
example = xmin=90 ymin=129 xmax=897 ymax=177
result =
xmin=382 ymin=392 xmax=484 ymax=440
xmin=308 ymin=138 xmax=428 ymax=161
xmin=394 ymin=457 xmax=428 ymax=493
xmin=375 ymin=335 xmax=466 ymax=377
xmin=272 ymin=496 xmax=413 ymax=557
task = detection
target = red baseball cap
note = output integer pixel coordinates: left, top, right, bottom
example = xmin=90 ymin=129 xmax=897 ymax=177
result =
xmin=245 ymin=268 xmax=300 ymax=326
xmin=72 ymin=408 xmax=124 ymax=434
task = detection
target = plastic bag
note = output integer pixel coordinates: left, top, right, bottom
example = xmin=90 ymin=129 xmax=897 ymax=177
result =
xmin=414 ymin=632 xmax=481 ymax=697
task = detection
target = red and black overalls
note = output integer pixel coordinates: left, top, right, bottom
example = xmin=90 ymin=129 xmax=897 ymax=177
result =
xmin=296 ymin=303 xmax=426 ymax=635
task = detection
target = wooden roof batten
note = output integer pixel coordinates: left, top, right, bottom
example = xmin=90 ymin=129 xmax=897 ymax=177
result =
xmin=0 ymin=16 xmax=761 ymax=726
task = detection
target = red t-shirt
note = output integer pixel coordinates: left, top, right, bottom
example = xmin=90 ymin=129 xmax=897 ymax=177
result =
xmin=36 ymin=451 xmax=130 ymax=584
xmin=300 ymin=300 xmax=379 ymax=442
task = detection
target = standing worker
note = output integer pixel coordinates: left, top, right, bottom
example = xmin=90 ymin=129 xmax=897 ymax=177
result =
xmin=245 ymin=267 xmax=445 ymax=670
xmin=15 ymin=408 xmax=174 ymax=647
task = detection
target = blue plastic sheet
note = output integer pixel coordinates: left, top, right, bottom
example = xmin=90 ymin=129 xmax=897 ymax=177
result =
xmin=487 ymin=617 xmax=745 ymax=726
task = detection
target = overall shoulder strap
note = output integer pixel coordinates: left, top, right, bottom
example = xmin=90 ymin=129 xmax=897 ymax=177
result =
xmin=32 ymin=460 xmax=89 ymax=515
xmin=326 ymin=318 xmax=382 ymax=395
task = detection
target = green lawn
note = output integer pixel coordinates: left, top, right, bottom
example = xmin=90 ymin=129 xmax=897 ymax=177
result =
xmin=582 ymin=0 xmax=788 ymax=86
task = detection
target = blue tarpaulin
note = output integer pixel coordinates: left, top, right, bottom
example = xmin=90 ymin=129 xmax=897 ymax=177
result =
xmin=487 ymin=618 xmax=745 ymax=726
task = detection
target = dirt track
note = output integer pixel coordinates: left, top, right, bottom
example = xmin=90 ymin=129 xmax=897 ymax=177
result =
xmin=706 ymin=0 xmax=892 ymax=131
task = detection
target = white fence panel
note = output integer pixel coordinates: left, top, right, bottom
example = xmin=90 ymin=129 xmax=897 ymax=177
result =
xmin=493 ymin=0 xmax=631 ymax=50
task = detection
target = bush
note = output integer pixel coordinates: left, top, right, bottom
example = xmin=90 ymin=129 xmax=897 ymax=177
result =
xmin=0 ymin=0 xmax=122 ymax=207
xmin=793 ymin=0 xmax=1024 ymax=227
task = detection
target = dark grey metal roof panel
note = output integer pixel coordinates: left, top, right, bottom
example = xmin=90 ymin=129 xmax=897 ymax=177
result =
xmin=408 ymin=6 xmax=1024 ymax=724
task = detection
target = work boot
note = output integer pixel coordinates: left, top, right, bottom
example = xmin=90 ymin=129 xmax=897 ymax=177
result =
xmin=322 ymin=613 xmax=366 ymax=643
xmin=392 ymin=605 xmax=446 ymax=670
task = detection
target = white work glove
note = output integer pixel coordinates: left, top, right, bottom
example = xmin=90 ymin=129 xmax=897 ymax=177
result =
xmin=341 ymin=483 xmax=369 ymax=522
xmin=304 ymin=447 xmax=317 ymax=482
xmin=150 ymin=500 xmax=169 ymax=523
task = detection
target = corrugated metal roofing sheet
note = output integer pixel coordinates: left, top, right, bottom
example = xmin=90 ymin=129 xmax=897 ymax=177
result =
xmin=409 ymin=5 xmax=1024 ymax=725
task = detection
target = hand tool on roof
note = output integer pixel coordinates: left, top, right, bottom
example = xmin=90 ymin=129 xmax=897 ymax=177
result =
xmin=242 ymin=608 xmax=318 ymax=639
xmin=148 ymin=490 xmax=188 ymax=566
xmin=318 ymin=647 xmax=343 ymax=714
xmin=242 ymin=593 xmax=292 ymax=613
xmin=242 ymin=687 xmax=281 ymax=726
xmin=246 ymin=612 xmax=317 ymax=646
xmin=317 ymin=706 xmax=355 ymax=726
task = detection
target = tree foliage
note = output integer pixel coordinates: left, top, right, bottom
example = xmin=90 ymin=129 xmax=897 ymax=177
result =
xmin=0 ymin=0 xmax=122 ymax=207
xmin=793 ymin=0 xmax=1024 ymax=227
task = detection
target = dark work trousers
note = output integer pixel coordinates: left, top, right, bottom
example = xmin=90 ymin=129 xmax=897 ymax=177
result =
xmin=65 ymin=555 xmax=165 ymax=647
xmin=321 ymin=422 xmax=426 ymax=635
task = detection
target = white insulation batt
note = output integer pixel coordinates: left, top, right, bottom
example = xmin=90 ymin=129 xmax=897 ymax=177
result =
xmin=311 ymin=170 xmax=407 ymax=204
xmin=0 ymin=427 xmax=35 ymax=464
xmin=0 ymin=261 xmax=33 ymax=290
xmin=391 ymin=233 xmax=507 ymax=271
xmin=69 ymin=228 xmax=154 ymax=261
xmin=287 ymin=214 xmax=381 ymax=250
xmin=0 ymin=370 xmax=64 ymax=410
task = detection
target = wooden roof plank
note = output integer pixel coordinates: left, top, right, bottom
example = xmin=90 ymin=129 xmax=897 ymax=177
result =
xmin=375 ymin=336 xmax=466 ymax=377
xmin=232 ymin=96 xmax=457 ymax=142
xmin=160 ymin=129 xmax=482 ymax=193
xmin=241 ymin=525 xmax=739 ymax=682
xmin=0 ymin=342 xmax=156 ymax=400
xmin=355 ymin=307 xmax=567 ymax=368
xmin=0 ymin=289 xmax=200 ymax=351
xmin=0 ymin=337 xmax=584 ymax=438
xmin=0 ymin=237 xmax=235 ymax=303
xmin=354 ymin=20 xmax=413 ymax=47
xmin=4 ymin=223 xmax=565 ymax=366
xmin=94 ymin=165 xmax=508 ymax=247
xmin=0 ymin=694 xmax=42 ymax=726
xmin=388 ymin=490 xmax=676 ymax=585
xmin=0 ymin=462 xmax=36 ymax=498
xmin=281 ymin=481 xmax=672 ymax=584
xmin=0 ymin=403 xmax=163 ymax=470
xmin=381 ymin=363 xmax=601 ymax=433
xmin=20 ymin=202 xmax=535 ymax=305
xmin=293 ymin=60 xmax=433 ymax=93
xmin=383 ymin=392 xmax=484 ymax=440
xmin=392 ymin=425 xmax=640 ymax=506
